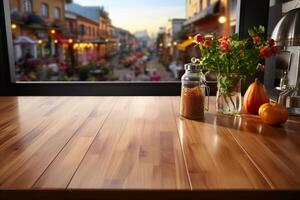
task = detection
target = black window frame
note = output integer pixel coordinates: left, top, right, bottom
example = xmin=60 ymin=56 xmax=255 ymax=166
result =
xmin=0 ymin=0 xmax=269 ymax=96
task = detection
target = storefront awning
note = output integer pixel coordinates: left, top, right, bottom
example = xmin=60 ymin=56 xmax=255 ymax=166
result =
xmin=178 ymin=39 xmax=194 ymax=51
xmin=23 ymin=13 xmax=46 ymax=26
xmin=14 ymin=36 xmax=37 ymax=46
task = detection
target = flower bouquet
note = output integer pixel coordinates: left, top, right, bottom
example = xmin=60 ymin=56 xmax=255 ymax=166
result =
xmin=193 ymin=26 xmax=278 ymax=114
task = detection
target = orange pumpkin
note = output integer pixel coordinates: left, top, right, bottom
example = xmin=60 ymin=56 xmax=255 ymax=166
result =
xmin=258 ymin=103 xmax=288 ymax=125
xmin=243 ymin=79 xmax=269 ymax=114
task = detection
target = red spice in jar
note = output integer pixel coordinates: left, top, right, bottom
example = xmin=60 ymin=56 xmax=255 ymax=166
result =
xmin=180 ymin=86 xmax=205 ymax=120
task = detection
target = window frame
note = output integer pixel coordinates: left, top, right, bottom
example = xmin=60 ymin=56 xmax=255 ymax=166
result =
xmin=23 ymin=0 xmax=32 ymax=13
xmin=41 ymin=3 xmax=49 ymax=18
xmin=54 ymin=7 xmax=61 ymax=19
xmin=0 ymin=0 xmax=269 ymax=96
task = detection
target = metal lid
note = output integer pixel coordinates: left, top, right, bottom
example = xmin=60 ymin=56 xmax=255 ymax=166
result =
xmin=184 ymin=57 xmax=203 ymax=71
xmin=272 ymin=8 xmax=300 ymax=47
xmin=184 ymin=63 xmax=202 ymax=71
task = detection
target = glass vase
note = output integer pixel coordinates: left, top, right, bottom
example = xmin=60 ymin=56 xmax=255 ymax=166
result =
xmin=216 ymin=75 xmax=242 ymax=115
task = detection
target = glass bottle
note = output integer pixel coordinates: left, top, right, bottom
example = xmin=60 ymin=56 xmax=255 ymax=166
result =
xmin=180 ymin=59 xmax=209 ymax=120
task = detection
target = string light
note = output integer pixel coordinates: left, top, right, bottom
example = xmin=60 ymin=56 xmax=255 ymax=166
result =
xmin=11 ymin=24 xmax=17 ymax=29
xmin=38 ymin=40 xmax=43 ymax=44
xmin=50 ymin=29 xmax=56 ymax=34
xmin=73 ymin=43 xmax=78 ymax=49
xmin=218 ymin=16 xmax=227 ymax=24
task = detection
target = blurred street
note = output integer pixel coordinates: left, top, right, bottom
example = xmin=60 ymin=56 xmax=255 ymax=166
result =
xmin=113 ymin=55 xmax=174 ymax=81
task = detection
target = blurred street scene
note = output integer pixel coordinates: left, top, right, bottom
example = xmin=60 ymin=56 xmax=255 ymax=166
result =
xmin=9 ymin=0 xmax=237 ymax=82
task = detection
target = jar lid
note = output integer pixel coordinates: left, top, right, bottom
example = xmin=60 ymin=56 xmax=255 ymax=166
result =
xmin=184 ymin=58 xmax=202 ymax=71
xmin=184 ymin=63 xmax=202 ymax=71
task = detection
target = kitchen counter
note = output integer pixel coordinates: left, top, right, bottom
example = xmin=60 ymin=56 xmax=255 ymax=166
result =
xmin=0 ymin=97 xmax=299 ymax=198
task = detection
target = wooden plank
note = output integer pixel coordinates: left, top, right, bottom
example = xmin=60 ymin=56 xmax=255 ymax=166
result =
xmin=227 ymin=115 xmax=300 ymax=189
xmin=34 ymin=97 xmax=116 ymax=188
xmin=0 ymin=97 xmax=114 ymax=189
xmin=68 ymin=97 xmax=190 ymax=189
xmin=0 ymin=96 xmax=300 ymax=191
xmin=0 ymin=97 xmax=69 ymax=148
xmin=171 ymin=97 xmax=270 ymax=189
xmin=0 ymin=97 xmax=72 ymax=165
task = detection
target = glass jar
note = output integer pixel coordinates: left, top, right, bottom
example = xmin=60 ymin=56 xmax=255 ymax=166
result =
xmin=180 ymin=61 xmax=209 ymax=120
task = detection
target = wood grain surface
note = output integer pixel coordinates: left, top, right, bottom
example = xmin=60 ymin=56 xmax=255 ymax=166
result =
xmin=0 ymin=96 xmax=299 ymax=190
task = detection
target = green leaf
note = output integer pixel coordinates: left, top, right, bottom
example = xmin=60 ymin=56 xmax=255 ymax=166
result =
xmin=231 ymin=33 xmax=239 ymax=40
xmin=248 ymin=29 xmax=255 ymax=37
xmin=258 ymin=25 xmax=265 ymax=33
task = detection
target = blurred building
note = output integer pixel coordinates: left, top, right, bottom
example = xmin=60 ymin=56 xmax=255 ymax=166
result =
xmin=184 ymin=0 xmax=237 ymax=36
xmin=178 ymin=0 xmax=238 ymax=61
xmin=10 ymin=0 xmax=67 ymax=62
xmin=66 ymin=3 xmax=116 ymax=60
xmin=164 ymin=18 xmax=186 ymax=58
xmin=134 ymin=30 xmax=150 ymax=48
xmin=115 ymin=27 xmax=138 ymax=53
xmin=65 ymin=10 xmax=100 ymax=65
xmin=99 ymin=9 xmax=115 ymax=57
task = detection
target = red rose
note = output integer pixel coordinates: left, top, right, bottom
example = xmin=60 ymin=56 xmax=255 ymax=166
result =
xmin=252 ymin=36 xmax=262 ymax=45
xmin=220 ymin=41 xmax=232 ymax=53
xmin=194 ymin=34 xmax=205 ymax=43
xmin=203 ymin=39 xmax=212 ymax=47
xmin=268 ymin=38 xmax=275 ymax=46
xmin=260 ymin=46 xmax=272 ymax=58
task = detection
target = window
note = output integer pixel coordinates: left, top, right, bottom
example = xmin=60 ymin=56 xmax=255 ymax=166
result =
xmin=23 ymin=0 xmax=32 ymax=13
xmin=88 ymin=27 xmax=91 ymax=36
xmin=79 ymin=24 xmax=85 ymax=35
xmin=54 ymin=7 xmax=61 ymax=19
xmin=41 ymin=3 xmax=48 ymax=17
xmin=5 ymin=0 xmax=240 ymax=85
xmin=68 ymin=22 xmax=75 ymax=33
xmin=1 ymin=0 xmax=267 ymax=95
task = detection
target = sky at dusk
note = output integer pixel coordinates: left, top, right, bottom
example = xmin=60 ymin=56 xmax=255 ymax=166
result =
xmin=74 ymin=0 xmax=186 ymax=35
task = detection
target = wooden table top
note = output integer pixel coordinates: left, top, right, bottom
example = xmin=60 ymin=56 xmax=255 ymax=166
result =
xmin=0 ymin=96 xmax=300 ymax=190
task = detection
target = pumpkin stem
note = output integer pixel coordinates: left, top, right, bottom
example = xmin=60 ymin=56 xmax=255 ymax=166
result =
xmin=255 ymin=78 xmax=260 ymax=84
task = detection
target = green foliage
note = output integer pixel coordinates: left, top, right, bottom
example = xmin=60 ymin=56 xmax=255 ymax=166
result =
xmin=195 ymin=26 xmax=275 ymax=95
xmin=248 ymin=25 xmax=265 ymax=37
